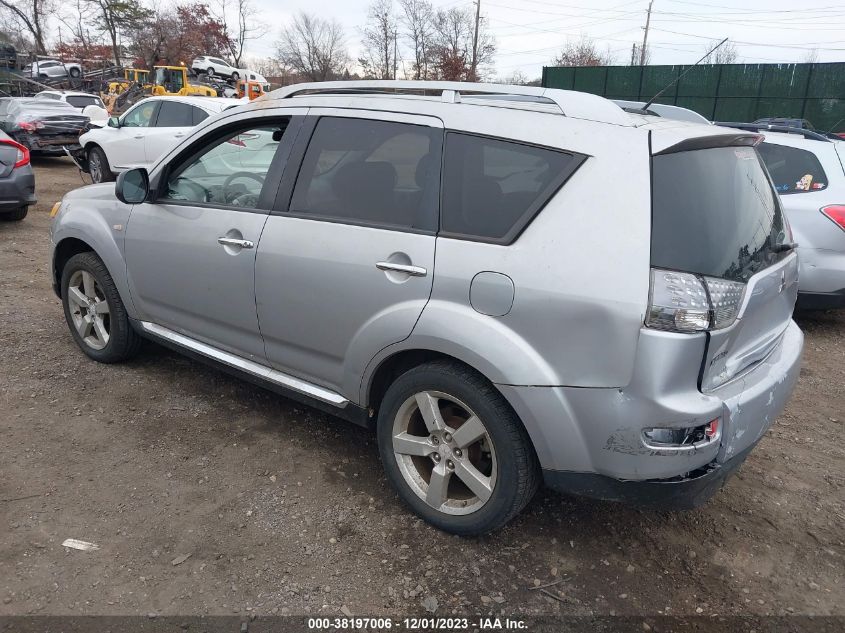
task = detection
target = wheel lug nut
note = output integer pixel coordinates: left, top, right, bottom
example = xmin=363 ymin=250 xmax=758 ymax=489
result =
xmin=444 ymin=433 xmax=452 ymax=442
xmin=431 ymin=436 xmax=439 ymax=445
xmin=453 ymin=448 xmax=462 ymax=457
xmin=446 ymin=460 xmax=455 ymax=470
xmin=432 ymin=453 xmax=441 ymax=463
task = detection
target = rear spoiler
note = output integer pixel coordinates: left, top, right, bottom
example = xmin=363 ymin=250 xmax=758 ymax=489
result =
xmin=654 ymin=133 xmax=763 ymax=156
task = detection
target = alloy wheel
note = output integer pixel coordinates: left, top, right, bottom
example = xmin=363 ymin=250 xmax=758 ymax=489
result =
xmin=391 ymin=391 xmax=497 ymax=515
xmin=89 ymin=152 xmax=102 ymax=183
xmin=66 ymin=270 xmax=111 ymax=350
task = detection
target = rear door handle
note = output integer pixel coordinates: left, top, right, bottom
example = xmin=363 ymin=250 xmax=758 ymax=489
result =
xmin=376 ymin=261 xmax=427 ymax=277
xmin=218 ymin=237 xmax=254 ymax=249
xmin=134 ymin=135 xmax=144 ymax=139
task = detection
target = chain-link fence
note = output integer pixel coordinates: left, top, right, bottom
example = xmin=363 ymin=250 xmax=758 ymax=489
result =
xmin=542 ymin=62 xmax=845 ymax=132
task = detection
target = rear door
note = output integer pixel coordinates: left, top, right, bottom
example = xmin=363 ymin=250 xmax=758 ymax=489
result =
xmin=143 ymin=100 xmax=200 ymax=167
xmin=650 ymin=141 xmax=798 ymax=392
xmin=255 ymin=111 xmax=443 ymax=398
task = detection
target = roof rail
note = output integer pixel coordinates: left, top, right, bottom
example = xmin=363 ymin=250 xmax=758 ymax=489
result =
xmin=265 ymin=80 xmax=632 ymax=126
xmin=716 ymin=121 xmax=832 ymax=142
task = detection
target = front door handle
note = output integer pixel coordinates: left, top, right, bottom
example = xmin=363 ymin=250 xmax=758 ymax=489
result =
xmin=376 ymin=261 xmax=427 ymax=277
xmin=134 ymin=135 xmax=144 ymax=139
xmin=218 ymin=237 xmax=254 ymax=249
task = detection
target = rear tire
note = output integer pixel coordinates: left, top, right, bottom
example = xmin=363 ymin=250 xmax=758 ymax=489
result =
xmin=206 ymin=67 xmax=215 ymax=78
xmin=231 ymin=71 xmax=240 ymax=82
xmin=61 ymin=252 xmax=140 ymax=363
xmin=0 ymin=206 xmax=27 ymax=221
xmin=377 ymin=360 xmax=540 ymax=536
xmin=69 ymin=67 xmax=81 ymax=78
xmin=88 ymin=146 xmax=114 ymax=183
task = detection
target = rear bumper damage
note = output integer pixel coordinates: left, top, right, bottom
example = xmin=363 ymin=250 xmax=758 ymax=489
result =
xmin=12 ymin=132 xmax=82 ymax=155
xmin=500 ymin=321 xmax=803 ymax=509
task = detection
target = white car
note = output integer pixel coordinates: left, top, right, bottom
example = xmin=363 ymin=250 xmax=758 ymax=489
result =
xmin=77 ymin=96 xmax=242 ymax=183
xmin=35 ymin=90 xmax=105 ymax=112
xmin=191 ymin=56 xmax=243 ymax=81
xmin=24 ymin=59 xmax=82 ymax=79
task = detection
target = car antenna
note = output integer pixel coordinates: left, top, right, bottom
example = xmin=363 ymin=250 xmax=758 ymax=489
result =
xmin=824 ymin=117 xmax=844 ymax=136
xmin=642 ymin=38 xmax=729 ymax=110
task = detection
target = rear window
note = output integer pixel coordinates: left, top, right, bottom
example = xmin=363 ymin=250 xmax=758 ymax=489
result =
xmin=652 ymin=146 xmax=787 ymax=283
xmin=440 ymin=133 xmax=582 ymax=243
xmin=66 ymin=95 xmax=101 ymax=109
xmin=757 ymin=142 xmax=828 ymax=193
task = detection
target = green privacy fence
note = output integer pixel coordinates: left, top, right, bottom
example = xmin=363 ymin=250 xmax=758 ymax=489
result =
xmin=542 ymin=62 xmax=845 ymax=132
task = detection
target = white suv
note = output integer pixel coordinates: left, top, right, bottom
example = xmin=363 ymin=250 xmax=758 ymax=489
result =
xmin=75 ymin=96 xmax=242 ymax=183
xmin=191 ymin=56 xmax=242 ymax=81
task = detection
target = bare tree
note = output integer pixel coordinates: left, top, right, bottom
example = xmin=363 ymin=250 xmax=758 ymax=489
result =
xmin=702 ymin=39 xmax=738 ymax=64
xmin=86 ymin=0 xmax=153 ymax=66
xmin=553 ymin=37 xmax=614 ymax=67
xmin=430 ymin=6 xmax=494 ymax=81
xmin=59 ymin=0 xmax=98 ymax=51
xmin=498 ymin=68 xmax=528 ymax=85
xmin=630 ymin=43 xmax=650 ymax=66
xmin=215 ymin=0 xmax=264 ymax=68
xmin=359 ymin=0 xmax=397 ymax=79
xmin=276 ymin=12 xmax=349 ymax=82
xmin=399 ymin=0 xmax=434 ymax=80
xmin=0 ymin=0 xmax=54 ymax=54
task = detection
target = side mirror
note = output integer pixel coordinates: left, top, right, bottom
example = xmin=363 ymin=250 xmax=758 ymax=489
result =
xmin=107 ymin=116 xmax=120 ymax=128
xmin=115 ymin=168 xmax=149 ymax=204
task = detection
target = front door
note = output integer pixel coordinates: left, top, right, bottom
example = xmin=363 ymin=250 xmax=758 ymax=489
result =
xmin=109 ymin=100 xmax=160 ymax=170
xmin=256 ymin=111 xmax=443 ymax=398
xmin=125 ymin=115 xmax=302 ymax=361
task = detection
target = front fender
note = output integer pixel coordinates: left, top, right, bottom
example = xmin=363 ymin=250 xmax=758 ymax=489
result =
xmin=52 ymin=187 xmax=136 ymax=317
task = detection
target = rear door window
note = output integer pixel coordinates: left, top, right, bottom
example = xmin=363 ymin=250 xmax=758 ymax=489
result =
xmin=440 ymin=133 xmax=583 ymax=243
xmin=155 ymin=101 xmax=194 ymax=127
xmin=652 ymin=145 xmax=788 ymax=282
xmin=289 ymin=117 xmax=441 ymax=231
xmin=757 ymin=142 xmax=828 ymax=193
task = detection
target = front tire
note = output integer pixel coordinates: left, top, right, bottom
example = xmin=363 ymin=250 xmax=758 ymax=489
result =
xmin=377 ymin=361 xmax=540 ymax=536
xmin=206 ymin=67 xmax=215 ymax=78
xmin=231 ymin=71 xmax=240 ymax=82
xmin=69 ymin=67 xmax=81 ymax=78
xmin=0 ymin=206 xmax=27 ymax=221
xmin=61 ymin=252 xmax=140 ymax=363
xmin=88 ymin=146 xmax=114 ymax=183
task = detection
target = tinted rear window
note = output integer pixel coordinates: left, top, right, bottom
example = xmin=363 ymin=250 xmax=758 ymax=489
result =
xmin=66 ymin=95 xmax=101 ymax=109
xmin=758 ymin=142 xmax=828 ymax=193
xmin=652 ymin=146 xmax=787 ymax=283
xmin=441 ymin=133 xmax=581 ymax=243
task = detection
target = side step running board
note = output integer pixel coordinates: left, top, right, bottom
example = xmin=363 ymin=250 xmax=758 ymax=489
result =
xmin=136 ymin=321 xmax=350 ymax=408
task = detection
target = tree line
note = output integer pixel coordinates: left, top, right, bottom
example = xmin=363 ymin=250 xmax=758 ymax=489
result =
xmin=0 ymin=0 xmax=498 ymax=82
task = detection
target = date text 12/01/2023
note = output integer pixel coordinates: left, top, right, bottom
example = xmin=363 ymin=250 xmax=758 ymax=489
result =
xmin=307 ymin=617 xmax=529 ymax=630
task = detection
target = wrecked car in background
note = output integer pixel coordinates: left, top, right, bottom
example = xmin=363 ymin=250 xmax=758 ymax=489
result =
xmin=0 ymin=98 xmax=88 ymax=156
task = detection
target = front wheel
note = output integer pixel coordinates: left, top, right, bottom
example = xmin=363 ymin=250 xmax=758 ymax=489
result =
xmin=69 ymin=67 xmax=81 ymax=78
xmin=88 ymin=146 xmax=114 ymax=183
xmin=61 ymin=252 xmax=140 ymax=363
xmin=231 ymin=71 xmax=240 ymax=82
xmin=206 ymin=67 xmax=215 ymax=78
xmin=377 ymin=361 xmax=540 ymax=536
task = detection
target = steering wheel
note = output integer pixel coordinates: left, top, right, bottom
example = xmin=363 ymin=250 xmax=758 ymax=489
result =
xmin=223 ymin=171 xmax=265 ymax=204
xmin=170 ymin=177 xmax=208 ymax=203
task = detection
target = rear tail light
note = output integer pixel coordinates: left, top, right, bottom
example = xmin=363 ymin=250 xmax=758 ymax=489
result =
xmin=820 ymin=205 xmax=845 ymax=232
xmin=17 ymin=120 xmax=43 ymax=132
xmin=0 ymin=138 xmax=30 ymax=168
xmin=646 ymin=268 xmax=745 ymax=333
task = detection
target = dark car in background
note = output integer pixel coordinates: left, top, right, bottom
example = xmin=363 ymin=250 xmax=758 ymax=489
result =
xmin=0 ymin=129 xmax=35 ymax=221
xmin=0 ymin=43 xmax=16 ymax=70
xmin=0 ymin=98 xmax=88 ymax=156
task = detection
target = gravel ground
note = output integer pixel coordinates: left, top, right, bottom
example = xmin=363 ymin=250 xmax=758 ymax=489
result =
xmin=0 ymin=158 xmax=843 ymax=618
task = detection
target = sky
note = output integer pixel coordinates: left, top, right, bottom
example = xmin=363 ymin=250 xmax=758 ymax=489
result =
xmin=241 ymin=0 xmax=845 ymax=80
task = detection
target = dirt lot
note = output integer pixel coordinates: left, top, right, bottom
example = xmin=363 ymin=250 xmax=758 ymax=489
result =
xmin=1 ymin=158 xmax=843 ymax=619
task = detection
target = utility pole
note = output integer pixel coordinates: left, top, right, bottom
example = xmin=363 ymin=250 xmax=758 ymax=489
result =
xmin=640 ymin=0 xmax=653 ymax=66
xmin=393 ymin=29 xmax=398 ymax=80
xmin=470 ymin=0 xmax=481 ymax=81
xmin=630 ymin=43 xmax=636 ymax=66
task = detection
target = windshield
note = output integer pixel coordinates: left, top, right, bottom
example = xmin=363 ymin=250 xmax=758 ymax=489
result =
xmin=651 ymin=145 xmax=788 ymax=283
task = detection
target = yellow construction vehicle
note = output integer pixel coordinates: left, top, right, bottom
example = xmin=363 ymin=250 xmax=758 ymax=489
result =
xmin=101 ymin=64 xmax=217 ymax=114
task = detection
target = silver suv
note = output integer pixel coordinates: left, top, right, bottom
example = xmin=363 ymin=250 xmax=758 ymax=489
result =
xmin=49 ymin=81 xmax=804 ymax=535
